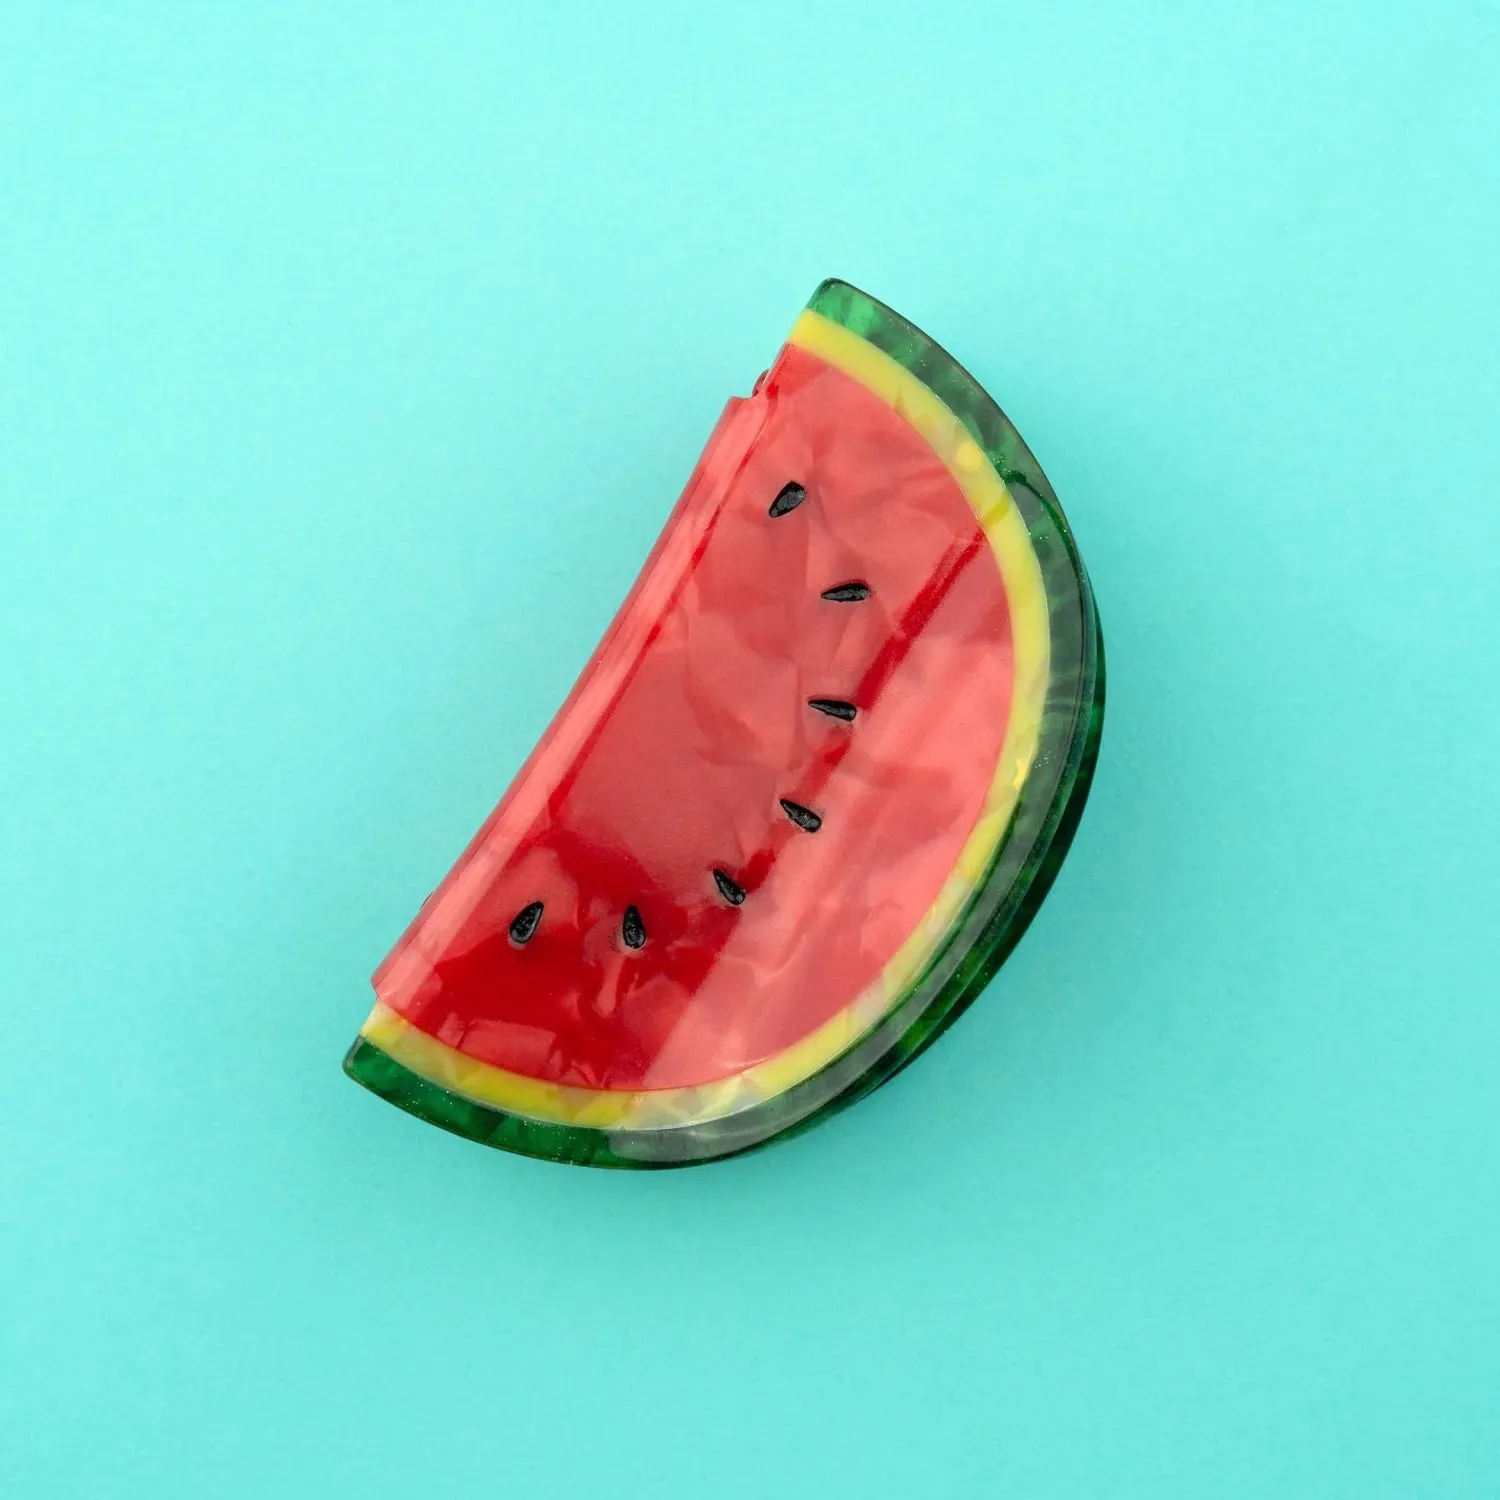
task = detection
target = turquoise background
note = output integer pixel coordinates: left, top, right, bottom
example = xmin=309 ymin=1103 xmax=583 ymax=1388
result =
xmin=3 ymin=3 xmax=1498 ymax=1495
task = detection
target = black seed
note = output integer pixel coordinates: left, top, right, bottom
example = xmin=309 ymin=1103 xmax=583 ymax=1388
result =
xmin=807 ymin=697 xmax=858 ymax=721
xmin=768 ymin=482 xmax=806 ymax=517
xmin=509 ymin=901 xmax=544 ymax=944
xmin=622 ymin=905 xmax=647 ymax=949
xmin=821 ymin=581 xmax=872 ymax=602
xmin=712 ymin=869 xmax=747 ymax=905
xmin=779 ymin=798 xmax=823 ymax=833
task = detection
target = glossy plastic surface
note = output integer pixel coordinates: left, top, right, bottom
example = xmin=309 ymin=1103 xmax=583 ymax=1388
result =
xmin=346 ymin=280 xmax=1104 ymax=1167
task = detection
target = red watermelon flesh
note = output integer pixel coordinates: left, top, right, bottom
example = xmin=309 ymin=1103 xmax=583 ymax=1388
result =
xmin=373 ymin=341 xmax=1016 ymax=1092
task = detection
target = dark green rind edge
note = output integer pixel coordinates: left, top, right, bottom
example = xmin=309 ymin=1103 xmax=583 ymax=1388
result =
xmin=344 ymin=1037 xmax=653 ymax=1169
xmin=344 ymin=278 xmax=1104 ymax=1169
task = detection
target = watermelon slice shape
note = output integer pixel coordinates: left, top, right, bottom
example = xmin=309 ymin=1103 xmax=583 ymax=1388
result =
xmin=346 ymin=280 xmax=1104 ymax=1167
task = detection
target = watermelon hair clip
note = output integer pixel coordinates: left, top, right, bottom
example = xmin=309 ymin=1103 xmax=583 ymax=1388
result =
xmin=345 ymin=280 xmax=1104 ymax=1168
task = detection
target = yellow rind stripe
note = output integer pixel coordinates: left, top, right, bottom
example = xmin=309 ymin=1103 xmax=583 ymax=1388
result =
xmin=361 ymin=309 xmax=1051 ymax=1130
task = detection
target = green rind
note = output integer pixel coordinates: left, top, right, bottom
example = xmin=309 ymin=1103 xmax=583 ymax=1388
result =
xmin=343 ymin=1037 xmax=649 ymax=1169
xmin=344 ymin=279 xmax=1104 ymax=1168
